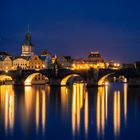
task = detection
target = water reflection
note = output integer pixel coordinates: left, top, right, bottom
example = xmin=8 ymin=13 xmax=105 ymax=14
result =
xmin=36 ymin=90 xmax=39 ymax=133
xmin=0 ymin=85 xmax=15 ymax=134
xmin=24 ymin=85 xmax=50 ymax=136
xmin=42 ymin=89 xmax=46 ymax=135
xmin=84 ymin=90 xmax=88 ymax=137
xmin=96 ymin=85 xmax=108 ymax=138
xmin=71 ymin=83 xmax=88 ymax=137
xmin=61 ymin=86 xmax=69 ymax=119
xmin=113 ymin=91 xmax=121 ymax=137
xmin=124 ymin=83 xmax=127 ymax=125
xmin=0 ymin=83 xmax=132 ymax=140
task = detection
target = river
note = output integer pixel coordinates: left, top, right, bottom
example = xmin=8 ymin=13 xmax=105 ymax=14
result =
xmin=0 ymin=83 xmax=140 ymax=140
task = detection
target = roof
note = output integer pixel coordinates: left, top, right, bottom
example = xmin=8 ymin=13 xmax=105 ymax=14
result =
xmin=0 ymin=55 xmax=12 ymax=61
xmin=41 ymin=49 xmax=51 ymax=56
xmin=39 ymin=56 xmax=47 ymax=61
xmin=13 ymin=56 xmax=31 ymax=60
xmin=88 ymin=51 xmax=102 ymax=58
xmin=0 ymin=51 xmax=10 ymax=56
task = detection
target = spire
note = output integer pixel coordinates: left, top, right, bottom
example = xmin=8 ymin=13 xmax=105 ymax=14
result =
xmin=23 ymin=25 xmax=32 ymax=45
xmin=27 ymin=24 xmax=30 ymax=33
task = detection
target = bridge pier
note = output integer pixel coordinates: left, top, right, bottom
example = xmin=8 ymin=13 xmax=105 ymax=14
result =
xmin=50 ymin=78 xmax=61 ymax=86
xmin=86 ymin=68 xmax=98 ymax=87
xmin=14 ymin=80 xmax=24 ymax=86
xmin=86 ymin=78 xmax=98 ymax=87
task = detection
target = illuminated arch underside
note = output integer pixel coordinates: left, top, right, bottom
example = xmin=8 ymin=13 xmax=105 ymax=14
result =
xmin=0 ymin=75 xmax=13 ymax=81
xmin=24 ymin=73 xmax=49 ymax=86
xmin=61 ymin=74 xmax=82 ymax=86
xmin=98 ymin=73 xmax=114 ymax=86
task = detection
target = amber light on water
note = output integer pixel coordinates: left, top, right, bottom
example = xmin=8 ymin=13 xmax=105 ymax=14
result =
xmin=0 ymin=83 xmax=139 ymax=140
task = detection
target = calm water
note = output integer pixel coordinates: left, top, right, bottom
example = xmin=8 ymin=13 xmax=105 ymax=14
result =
xmin=0 ymin=83 xmax=140 ymax=140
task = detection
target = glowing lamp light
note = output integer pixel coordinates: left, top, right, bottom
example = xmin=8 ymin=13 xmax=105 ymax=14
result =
xmin=124 ymin=78 xmax=127 ymax=83
xmin=114 ymin=63 xmax=117 ymax=67
xmin=72 ymin=64 xmax=75 ymax=67
xmin=117 ymin=63 xmax=120 ymax=67
xmin=104 ymin=81 xmax=109 ymax=86
xmin=5 ymin=70 xmax=8 ymax=73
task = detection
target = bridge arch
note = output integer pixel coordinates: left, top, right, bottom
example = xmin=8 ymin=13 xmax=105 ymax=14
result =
xmin=24 ymin=73 xmax=49 ymax=86
xmin=0 ymin=75 xmax=13 ymax=81
xmin=61 ymin=74 xmax=84 ymax=86
xmin=98 ymin=72 xmax=127 ymax=86
xmin=98 ymin=73 xmax=114 ymax=86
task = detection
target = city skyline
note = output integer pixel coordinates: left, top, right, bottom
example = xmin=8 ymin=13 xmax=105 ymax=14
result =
xmin=1 ymin=1 xmax=140 ymax=140
xmin=1 ymin=0 xmax=140 ymax=63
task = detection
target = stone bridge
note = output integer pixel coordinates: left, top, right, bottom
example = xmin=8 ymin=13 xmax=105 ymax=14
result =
xmin=0 ymin=67 xmax=137 ymax=86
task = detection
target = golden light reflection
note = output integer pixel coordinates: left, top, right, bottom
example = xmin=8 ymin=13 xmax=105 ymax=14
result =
xmin=5 ymin=91 xmax=8 ymax=132
xmin=42 ymin=90 xmax=46 ymax=135
xmin=105 ymin=86 xmax=108 ymax=121
xmin=24 ymin=86 xmax=48 ymax=135
xmin=24 ymin=86 xmax=34 ymax=124
xmin=61 ymin=86 xmax=69 ymax=118
xmin=36 ymin=90 xmax=39 ymax=133
xmin=0 ymin=85 xmax=15 ymax=134
xmin=84 ymin=92 xmax=88 ymax=137
xmin=113 ymin=91 xmax=121 ymax=136
xmin=72 ymin=85 xmax=76 ymax=136
xmin=9 ymin=94 xmax=14 ymax=130
xmin=124 ymin=83 xmax=127 ymax=125
xmin=96 ymin=85 xmax=108 ymax=138
xmin=71 ymin=83 xmax=88 ymax=137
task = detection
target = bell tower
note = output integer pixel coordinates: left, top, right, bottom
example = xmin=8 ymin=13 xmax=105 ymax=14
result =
xmin=21 ymin=26 xmax=34 ymax=56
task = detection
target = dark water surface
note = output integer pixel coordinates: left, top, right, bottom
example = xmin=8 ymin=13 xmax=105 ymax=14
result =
xmin=0 ymin=83 xmax=140 ymax=140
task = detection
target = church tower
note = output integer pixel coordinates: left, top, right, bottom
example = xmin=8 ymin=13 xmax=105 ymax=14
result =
xmin=21 ymin=26 xmax=34 ymax=56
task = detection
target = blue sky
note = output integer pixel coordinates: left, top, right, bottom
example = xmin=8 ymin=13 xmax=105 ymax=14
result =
xmin=1 ymin=0 xmax=140 ymax=62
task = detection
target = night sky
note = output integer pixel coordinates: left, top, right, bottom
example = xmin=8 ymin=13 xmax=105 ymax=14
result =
xmin=1 ymin=0 xmax=140 ymax=62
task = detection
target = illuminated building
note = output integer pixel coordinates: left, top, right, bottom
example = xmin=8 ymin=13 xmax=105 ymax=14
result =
xmin=72 ymin=51 xmax=105 ymax=70
xmin=27 ymin=55 xmax=48 ymax=83
xmin=86 ymin=51 xmax=104 ymax=63
xmin=13 ymin=57 xmax=29 ymax=70
xmin=28 ymin=55 xmax=45 ymax=70
xmin=106 ymin=61 xmax=121 ymax=69
xmin=40 ymin=49 xmax=52 ymax=69
xmin=21 ymin=28 xmax=34 ymax=57
xmin=51 ymin=55 xmax=57 ymax=64
xmin=0 ymin=55 xmax=13 ymax=71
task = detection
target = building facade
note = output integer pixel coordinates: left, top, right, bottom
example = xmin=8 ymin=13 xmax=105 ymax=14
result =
xmin=72 ymin=51 xmax=105 ymax=70
xmin=28 ymin=55 xmax=45 ymax=70
xmin=13 ymin=57 xmax=29 ymax=69
xmin=0 ymin=56 xmax=13 ymax=71
xmin=40 ymin=50 xmax=52 ymax=69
